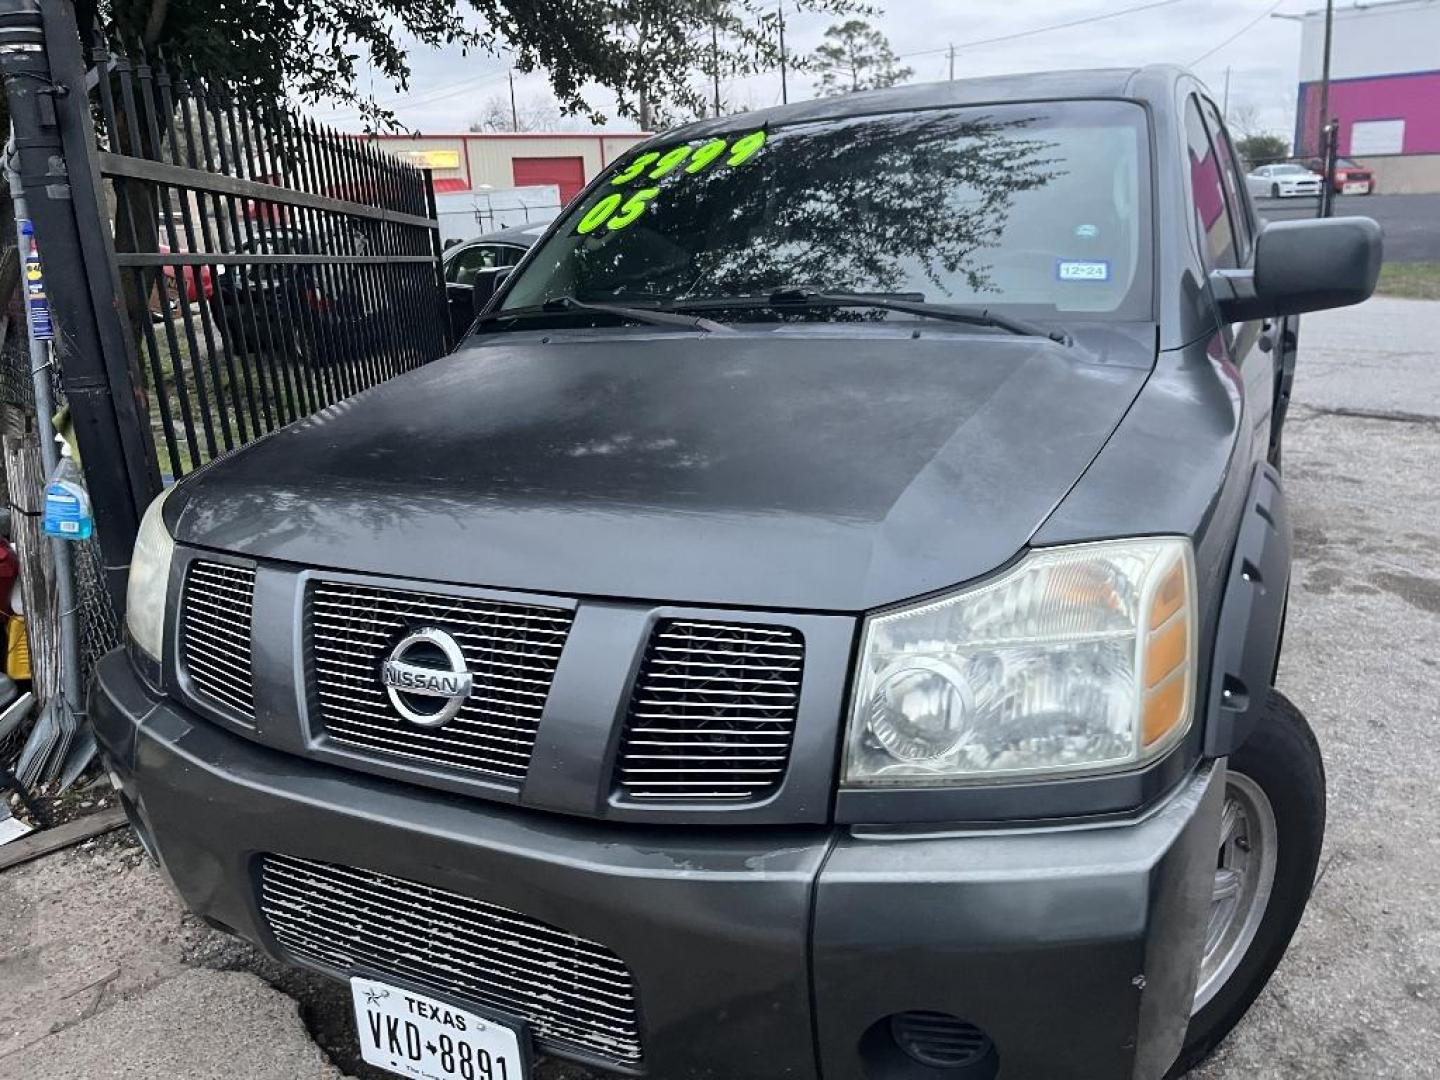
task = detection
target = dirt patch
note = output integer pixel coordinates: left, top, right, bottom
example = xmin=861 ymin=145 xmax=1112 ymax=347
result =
xmin=1371 ymin=571 xmax=1440 ymax=616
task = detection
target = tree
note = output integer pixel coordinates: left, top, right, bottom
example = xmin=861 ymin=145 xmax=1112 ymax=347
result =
xmin=1235 ymin=133 xmax=1290 ymax=168
xmin=469 ymin=93 xmax=565 ymax=133
xmin=600 ymin=0 xmax=870 ymax=130
xmin=811 ymin=18 xmax=911 ymax=96
xmin=81 ymin=0 xmax=865 ymax=131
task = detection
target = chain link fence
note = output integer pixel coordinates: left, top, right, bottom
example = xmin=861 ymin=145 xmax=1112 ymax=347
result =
xmin=0 ymin=284 xmax=121 ymax=696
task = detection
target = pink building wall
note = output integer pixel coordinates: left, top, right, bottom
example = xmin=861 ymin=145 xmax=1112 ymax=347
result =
xmin=1296 ymin=71 xmax=1440 ymax=157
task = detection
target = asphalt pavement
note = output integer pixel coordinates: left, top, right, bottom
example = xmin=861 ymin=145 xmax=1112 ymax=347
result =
xmin=2 ymin=296 xmax=1438 ymax=1079
xmin=1253 ymin=192 xmax=1440 ymax=263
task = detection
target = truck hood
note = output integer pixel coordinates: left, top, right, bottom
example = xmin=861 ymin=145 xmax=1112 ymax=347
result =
xmin=170 ymin=326 xmax=1152 ymax=611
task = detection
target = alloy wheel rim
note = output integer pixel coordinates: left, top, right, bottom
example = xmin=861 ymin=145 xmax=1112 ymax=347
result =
xmin=1193 ymin=770 xmax=1279 ymax=1014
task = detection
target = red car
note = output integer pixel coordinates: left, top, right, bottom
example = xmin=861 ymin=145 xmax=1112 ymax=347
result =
xmin=159 ymin=244 xmax=215 ymax=304
xmin=1306 ymin=157 xmax=1376 ymax=195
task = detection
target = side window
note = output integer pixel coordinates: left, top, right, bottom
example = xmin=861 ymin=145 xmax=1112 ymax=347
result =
xmin=1201 ymin=100 xmax=1254 ymax=262
xmin=1184 ymin=97 xmax=1238 ymax=271
xmin=445 ymin=245 xmax=501 ymax=286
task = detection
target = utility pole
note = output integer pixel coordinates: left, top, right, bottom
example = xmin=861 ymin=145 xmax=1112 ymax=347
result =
xmin=948 ymin=44 xmax=956 ymax=81
xmin=507 ymin=68 xmax=518 ymax=132
xmin=0 ymin=0 xmax=161 ymax=610
xmin=1222 ymin=66 xmax=1231 ymax=119
xmin=711 ymin=21 xmax=722 ymax=116
xmin=777 ymin=2 xmax=788 ymax=104
xmin=1317 ymin=0 xmax=1335 ymax=157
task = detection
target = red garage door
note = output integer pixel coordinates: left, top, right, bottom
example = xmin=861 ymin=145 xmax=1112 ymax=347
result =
xmin=511 ymin=156 xmax=587 ymax=206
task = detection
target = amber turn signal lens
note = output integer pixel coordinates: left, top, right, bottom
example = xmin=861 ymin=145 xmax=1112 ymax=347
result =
xmin=1145 ymin=614 xmax=1188 ymax=688
xmin=1143 ymin=671 xmax=1187 ymax=746
xmin=1149 ymin=558 xmax=1187 ymax=631
xmin=1140 ymin=553 xmax=1194 ymax=748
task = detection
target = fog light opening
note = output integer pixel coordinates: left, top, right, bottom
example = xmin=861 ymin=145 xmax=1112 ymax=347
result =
xmin=860 ymin=1011 xmax=999 ymax=1079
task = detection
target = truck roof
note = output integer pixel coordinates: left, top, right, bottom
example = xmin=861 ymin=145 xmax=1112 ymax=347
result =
xmin=667 ymin=65 xmax=1187 ymax=141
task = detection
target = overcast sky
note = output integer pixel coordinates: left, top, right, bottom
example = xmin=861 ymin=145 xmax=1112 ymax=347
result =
xmin=312 ymin=0 xmax=1317 ymax=144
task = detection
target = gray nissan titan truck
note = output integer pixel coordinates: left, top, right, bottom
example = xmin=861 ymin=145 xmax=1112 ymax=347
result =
xmin=93 ymin=67 xmax=1381 ymax=1080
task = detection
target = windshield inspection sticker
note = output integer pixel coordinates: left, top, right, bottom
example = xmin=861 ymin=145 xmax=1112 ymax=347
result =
xmin=1057 ymin=259 xmax=1111 ymax=282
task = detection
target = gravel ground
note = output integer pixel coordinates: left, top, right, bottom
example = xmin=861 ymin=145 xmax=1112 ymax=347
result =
xmin=1 ymin=297 xmax=1437 ymax=1079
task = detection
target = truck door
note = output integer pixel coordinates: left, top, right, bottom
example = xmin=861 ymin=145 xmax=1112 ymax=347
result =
xmin=1186 ymin=95 xmax=1273 ymax=463
xmin=1200 ymin=99 xmax=1296 ymax=466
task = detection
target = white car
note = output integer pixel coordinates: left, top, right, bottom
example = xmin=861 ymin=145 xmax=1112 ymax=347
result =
xmin=1246 ymin=163 xmax=1324 ymax=199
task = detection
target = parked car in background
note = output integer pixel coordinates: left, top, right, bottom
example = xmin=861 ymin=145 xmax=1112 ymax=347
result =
xmin=1304 ymin=156 xmax=1375 ymax=195
xmin=442 ymin=224 xmax=543 ymax=340
xmin=208 ymin=228 xmax=377 ymax=365
xmin=150 ymin=243 xmax=214 ymax=321
xmin=1246 ymin=163 xmax=1324 ymax=198
xmin=159 ymin=246 xmax=213 ymax=304
xmin=97 ymin=67 xmax=1381 ymax=1080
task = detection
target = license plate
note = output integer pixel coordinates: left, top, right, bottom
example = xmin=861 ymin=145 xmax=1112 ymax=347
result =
xmin=1343 ymin=181 xmax=1370 ymax=194
xmin=351 ymin=977 xmax=528 ymax=1080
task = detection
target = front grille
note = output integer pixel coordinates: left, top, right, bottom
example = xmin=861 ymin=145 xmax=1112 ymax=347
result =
xmin=615 ymin=620 xmax=803 ymax=801
xmin=179 ymin=560 xmax=256 ymax=722
xmin=308 ymin=581 xmax=572 ymax=784
xmin=260 ymin=854 xmax=643 ymax=1067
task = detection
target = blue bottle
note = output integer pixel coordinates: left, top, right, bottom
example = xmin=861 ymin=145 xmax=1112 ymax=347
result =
xmin=43 ymin=452 xmax=93 ymax=541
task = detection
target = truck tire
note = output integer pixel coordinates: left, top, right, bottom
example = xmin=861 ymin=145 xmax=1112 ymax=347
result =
xmin=1169 ymin=690 xmax=1325 ymax=1076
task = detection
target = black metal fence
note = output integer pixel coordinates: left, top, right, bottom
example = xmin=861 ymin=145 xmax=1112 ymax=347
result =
xmin=0 ymin=0 xmax=453 ymax=619
xmin=90 ymin=35 xmax=450 ymax=480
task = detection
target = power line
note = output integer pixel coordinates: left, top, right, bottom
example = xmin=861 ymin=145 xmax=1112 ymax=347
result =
xmin=895 ymin=0 xmax=1188 ymax=61
xmin=1189 ymin=1 xmax=1284 ymax=66
xmin=320 ymin=67 xmax=517 ymax=121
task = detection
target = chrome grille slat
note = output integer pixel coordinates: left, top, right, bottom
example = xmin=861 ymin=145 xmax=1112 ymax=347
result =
xmin=263 ymin=880 xmax=635 ymax=1003
xmin=312 ymin=593 xmax=572 ymax=622
xmin=318 ymin=720 xmax=538 ymax=754
xmin=180 ymin=561 xmax=256 ymax=723
xmin=309 ymin=581 xmax=572 ymax=784
xmin=629 ymin=712 xmax=794 ymax=723
xmin=313 ymin=647 xmax=558 ymax=689
xmin=264 ymin=859 xmax=625 ymax=957
xmin=181 ymin=620 xmax=252 ymax=651
xmin=615 ymin=620 xmax=803 ymax=802
xmin=259 ymin=855 xmax=643 ymax=1065
xmin=315 ymin=683 xmax=543 ymax=726
xmin=317 ymin=662 xmax=552 ymax=704
xmin=322 ymin=721 xmax=534 ymax=761
xmin=326 ymin=735 xmax=534 ymax=774
xmin=184 ymin=575 xmax=255 ymax=603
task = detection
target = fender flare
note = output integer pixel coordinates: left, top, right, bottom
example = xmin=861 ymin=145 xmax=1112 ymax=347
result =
xmin=1205 ymin=463 xmax=1292 ymax=757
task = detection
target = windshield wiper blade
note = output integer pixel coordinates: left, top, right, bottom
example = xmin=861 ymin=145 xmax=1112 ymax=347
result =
xmin=543 ymin=295 xmax=731 ymax=333
xmin=764 ymin=287 xmax=1071 ymax=345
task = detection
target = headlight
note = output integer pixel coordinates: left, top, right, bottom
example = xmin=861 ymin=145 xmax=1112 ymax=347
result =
xmin=126 ymin=486 xmax=176 ymax=662
xmin=844 ymin=537 xmax=1196 ymax=786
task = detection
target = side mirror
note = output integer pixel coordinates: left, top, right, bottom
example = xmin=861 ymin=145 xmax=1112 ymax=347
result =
xmin=471 ymin=266 xmax=513 ymax=317
xmin=1211 ymin=216 xmax=1382 ymax=322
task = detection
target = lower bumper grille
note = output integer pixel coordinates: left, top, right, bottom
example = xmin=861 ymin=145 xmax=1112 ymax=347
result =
xmin=259 ymin=854 xmax=643 ymax=1067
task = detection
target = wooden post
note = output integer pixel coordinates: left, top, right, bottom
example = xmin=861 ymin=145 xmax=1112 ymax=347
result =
xmin=4 ymin=433 xmax=58 ymax=704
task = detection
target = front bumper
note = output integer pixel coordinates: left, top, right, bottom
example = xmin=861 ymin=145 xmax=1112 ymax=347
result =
xmin=93 ymin=649 xmax=1222 ymax=1080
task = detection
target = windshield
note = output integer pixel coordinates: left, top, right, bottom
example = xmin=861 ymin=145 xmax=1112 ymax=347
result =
xmin=500 ymin=100 xmax=1152 ymax=322
xmin=1274 ymin=165 xmax=1311 ymax=175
